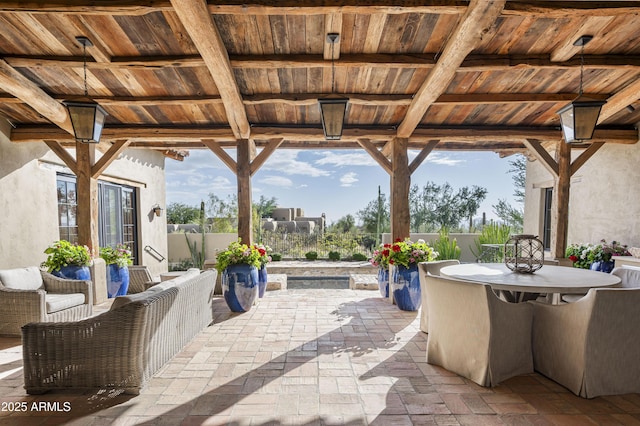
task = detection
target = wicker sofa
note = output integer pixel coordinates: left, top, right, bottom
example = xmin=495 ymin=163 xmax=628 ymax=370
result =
xmin=21 ymin=268 xmax=217 ymax=395
xmin=0 ymin=266 xmax=93 ymax=336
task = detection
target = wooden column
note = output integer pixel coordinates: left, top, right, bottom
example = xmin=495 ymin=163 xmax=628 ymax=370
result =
xmin=390 ymin=137 xmax=410 ymax=242
xmin=553 ymin=141 xmax=571 ymax=259
xmin=236 ymin=140 xmax=253 ymax=245
xmin=75 ymin=142 xmax=99 ymax=255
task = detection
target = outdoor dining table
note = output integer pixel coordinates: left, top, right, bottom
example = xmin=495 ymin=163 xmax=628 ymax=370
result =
xmin=440 ymin=263 xmax=621 ymax=303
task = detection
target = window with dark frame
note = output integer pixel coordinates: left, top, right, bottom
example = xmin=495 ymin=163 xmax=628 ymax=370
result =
xmin=56 ymin=174 xmax=138 ymax=263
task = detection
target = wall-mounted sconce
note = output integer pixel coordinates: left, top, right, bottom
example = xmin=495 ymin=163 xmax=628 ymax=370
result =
xmin=152 ymin=204 xmax=163 ymax=217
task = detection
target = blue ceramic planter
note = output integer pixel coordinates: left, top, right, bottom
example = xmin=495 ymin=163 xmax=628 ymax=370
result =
xmin=258 ymin=265 xmax=268 ymax=298
xmin=53 ymin=265 xmax=91 ymax=281
xmin=222 ymin=264 xmax=259 ymax=312
xmin=377 ymin=268 xmax=389 ymax=298
xmin=590 ymin=260 xmax=615 ymax=273
xmin=393 ymin=264 xmax=421 ymax=311
xmin=107 ymin=264 xmax=130 ymax=298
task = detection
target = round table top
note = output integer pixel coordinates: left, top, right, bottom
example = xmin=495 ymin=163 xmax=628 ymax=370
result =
xmin=440 ymin=263 xmax=621 ymax=294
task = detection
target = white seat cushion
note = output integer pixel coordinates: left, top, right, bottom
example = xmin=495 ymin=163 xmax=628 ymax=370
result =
xmin=45 ymin=293 xmax=86 ymax=314
xmin=0 ymin=266 xmax=43 ymax=290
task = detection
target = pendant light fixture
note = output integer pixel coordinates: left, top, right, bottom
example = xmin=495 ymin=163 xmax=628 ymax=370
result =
xmin=318 ymin=33 xmax=349 ymax=140
xmin=63 ymin=36 xmax=108 ymax=144
xmin=557 ymin=35 xmax=606 ymax=143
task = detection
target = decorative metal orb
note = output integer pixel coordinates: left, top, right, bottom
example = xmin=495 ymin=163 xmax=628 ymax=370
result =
xmin=504 ymin=234 xmax=544 ymax=274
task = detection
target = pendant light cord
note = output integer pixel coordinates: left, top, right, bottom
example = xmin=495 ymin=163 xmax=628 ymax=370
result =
xmin=82 ymin=41 xmax=88 ymax=96
xmin=579 ymin=43 xmax=584 ymax=96
xmin=331 ymin=40 xmax=336 ymax=94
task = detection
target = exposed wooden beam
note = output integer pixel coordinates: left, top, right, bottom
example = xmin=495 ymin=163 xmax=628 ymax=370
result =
xmin=11 ymin=124 xmax=639 ymax=145
xmin=91 ymin=139 xmax=131 ymax=177
xmin=44 ymin=140 xmax=77 ymax=174
xmin=502 ymin=1 xmax=640 ymax=18
xmin=3 ymin=92 xmax=595 ymax=109
xmin=357 ymin=138 xmax=392 ymax=175
xmin=202 ymin=139 xmax=237 ymax=173
xmin=170 ymin=0 xmax=250 ymax=139
xmin=599 ymin=76 xmax=640 ymax=124
xmin=570 ymin=142 xmax=604 ymax=177
xmin=409 ymin=140 xmax=439 ymax=174
xmin=0 ymin=59 xmax=74 ymax=135
xmin=523 ymin=139 xmax=559 ymax=177
xmin=3 ymin=1 xmax=638 ymax=17
xmin=7 ymin=53 xmax=640 ymax=72
xmin=250 ymin=138 xmax=283 ymax=176
xmin=396 ymin=0 xmax=506 ymax=138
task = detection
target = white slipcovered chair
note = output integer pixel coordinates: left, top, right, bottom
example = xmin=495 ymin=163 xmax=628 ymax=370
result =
xmin=531 ymin=287 xmax=640 ymax=398
xmin=424 ymin=274 xmax=534 ymax=387
xmin=562 ymin=265 xmax=640 ymax=303
xmin=417 ymin=260 xmax=460 ymax=333
xmin=0 ymin=266 xmax=93 ymax=336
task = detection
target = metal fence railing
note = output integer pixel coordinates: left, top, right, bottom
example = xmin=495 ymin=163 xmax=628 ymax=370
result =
xmin=260 ymin=231 xmax=379 ymax=260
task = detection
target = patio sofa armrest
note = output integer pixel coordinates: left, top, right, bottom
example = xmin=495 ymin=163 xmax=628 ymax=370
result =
xmin=42 ymin=272 xmax=93 ymax=299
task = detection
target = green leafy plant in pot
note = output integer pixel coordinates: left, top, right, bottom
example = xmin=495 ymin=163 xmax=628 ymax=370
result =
xmin=41 ymin=240 xmax=93 ymax=280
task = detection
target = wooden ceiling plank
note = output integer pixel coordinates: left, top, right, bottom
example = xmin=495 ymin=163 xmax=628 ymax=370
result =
xmin=91 ymin=139 xmax=131 ymax=177
xmin=202 ymin=139 xmax=237 ymax=174
xmin=363 ymin=13 xmax=386 ymax=54
xmin=523 ymin=139 xmax=559 ymax=177
xmin=570 ymin=142 xmax=604 ymax=177
xmin=0 ymin=59 xmax=74 ymax=134
xmin=250 ymin=138 xmax=284 ymax=176
xmin=396 ymin=0 xmax=507 ymax=138
xmin=66 ymin=15 xmax=112 ymax=63
xmin=550 ymin=17 xmax=615 ymax=62
xmin=598 ymin=76 xmax=640 ymax=124
xmin=324 ymin=13 xmax=343 ymax=60
xmin=357 ymin=138 xmax=392 ymax=175
xmin=44 ymin=140 xmax=77 ymax=174
xmin=409 ymin=140 xmax=439 ymax=174
xmin=170 ymin=0 xmax=250 ymax=139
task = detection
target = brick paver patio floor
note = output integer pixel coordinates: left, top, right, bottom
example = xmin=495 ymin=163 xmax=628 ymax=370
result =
xmin=1 ymin=288 xmax=640 ymax=425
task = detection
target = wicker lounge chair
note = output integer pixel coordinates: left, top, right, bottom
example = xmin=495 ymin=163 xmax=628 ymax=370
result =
xmin=0 ymin=266 xmax=93 ymax=336
xmin=127 ymin=265 xmax=159 ymax=294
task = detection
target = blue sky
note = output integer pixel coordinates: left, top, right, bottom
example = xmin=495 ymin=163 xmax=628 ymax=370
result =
xmin=164 ymin=148 xmax=520 ymax=226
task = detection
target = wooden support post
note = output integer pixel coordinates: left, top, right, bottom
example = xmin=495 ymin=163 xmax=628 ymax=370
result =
xmin=236 ymin=140 xmax=253 ymax=246
xmin=553 ymin=141 xmax=571 ymax=259
xmin=75 ymin=142 xmax=99 ymax=255
xmin=390 ymin=137 xmax=410 ymax=242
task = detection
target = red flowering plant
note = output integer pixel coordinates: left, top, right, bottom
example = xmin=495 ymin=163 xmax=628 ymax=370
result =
xmin=566 ymin=240 xmax=630 ymax=269
xmin=388 ymin=238 xmax=438 ymax=268
xmin=253 ymin=243 xmax=273 ymax=267
xmin=369 ymin=243 xmax=392 ymax=270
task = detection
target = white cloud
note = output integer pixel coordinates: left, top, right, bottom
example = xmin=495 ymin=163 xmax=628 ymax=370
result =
xmin=421 ymin=152 xmax=466 ymax=166
xmin=314 ymin=150 xmax=377 ymax=167
xmin=340 ymin=172 xmax=358 ymax=187
xmin=209 ymin=176 xmax=234 ymax=190
xmin=261 ymin=175 xmax=294 ymax=187
xmin=261 ymin=150 xmax=331 ymax=177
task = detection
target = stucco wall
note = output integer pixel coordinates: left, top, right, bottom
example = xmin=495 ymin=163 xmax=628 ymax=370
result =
xmin=0 ymin=118 xmax=169 ymax=278
xmin=524 ymin=142 xmax=640 ymax=250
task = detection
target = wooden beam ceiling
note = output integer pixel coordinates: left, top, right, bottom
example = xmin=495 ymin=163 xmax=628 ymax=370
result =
xmin=396 ymin=0 xmax=507 ymax=138
xmin=169 ymin=0 xmax=250 ymax=139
